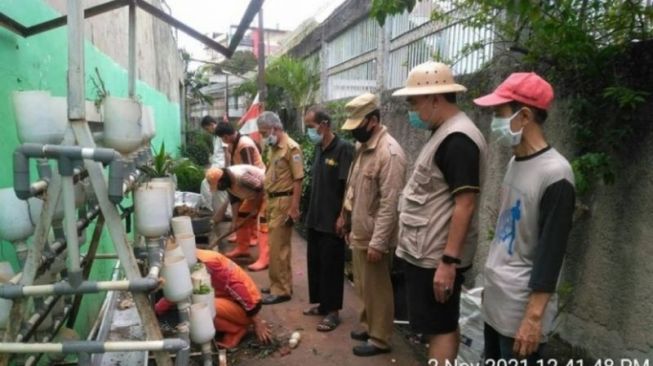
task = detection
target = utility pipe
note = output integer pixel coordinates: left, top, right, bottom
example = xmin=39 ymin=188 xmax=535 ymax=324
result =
xmin=17 ymin=295 xmax=62 ymax=342
xmin=175 ymin=301 xmax=192 ymax=366
xmin=146 ymin=237 xmax=163 ymax=279
xmin=13 ymin=143 xmax=123 ymax=203
xmin=3 ymin=339 xmax=188 ymax=355
xmin=201 ymin=342 xmax=212 ymax=366
xmin=128 ymin=0 xmax=136 ymax=98
xmin=29 ymin=168 xmax=86 ymax=199
xmin=0 ymin=278 xmax=159 ymax=299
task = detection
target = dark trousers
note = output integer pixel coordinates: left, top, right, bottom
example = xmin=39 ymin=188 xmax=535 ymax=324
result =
xmin=484 ymin=322 xmax=545 ymax=365
xmin=306 ymin=228 xmax=345 ymax=312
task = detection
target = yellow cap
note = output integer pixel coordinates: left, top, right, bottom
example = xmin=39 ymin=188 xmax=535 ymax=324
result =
xmin=392 ymin=61 xmax=467 ymax=97
xmin=205 ymin=167 xmax=223 ymax=191
xmin=341 ymin=92 xmax=380 ymax=130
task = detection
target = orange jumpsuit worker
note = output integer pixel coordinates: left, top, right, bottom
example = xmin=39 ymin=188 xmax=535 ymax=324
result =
xmin=155 ymin=249 xmax=272 ymax=348
xmin=214 ymin=122 xmax=269 ymax=271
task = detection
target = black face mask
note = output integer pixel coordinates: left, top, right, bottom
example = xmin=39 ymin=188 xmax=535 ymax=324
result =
xmin=351 ymin=119 xmax=374 ymax=143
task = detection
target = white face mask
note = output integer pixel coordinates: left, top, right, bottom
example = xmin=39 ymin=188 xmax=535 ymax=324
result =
xmin=265 ymin=133 xmax=278 ymax=146
xmin=491 ymin=109 xmax=523 ymax=147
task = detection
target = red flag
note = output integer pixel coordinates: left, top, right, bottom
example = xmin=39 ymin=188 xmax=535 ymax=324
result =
xmin=237 ymin=93 xmax=262 ymax=145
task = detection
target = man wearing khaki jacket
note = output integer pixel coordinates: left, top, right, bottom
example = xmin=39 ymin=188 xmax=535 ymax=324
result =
xmin=337 ymin=93 xmax=406 ymax=357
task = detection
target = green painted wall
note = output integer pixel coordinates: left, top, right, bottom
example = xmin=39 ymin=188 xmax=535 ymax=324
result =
xmin=0 ymin=0 xmax=182 ymax=340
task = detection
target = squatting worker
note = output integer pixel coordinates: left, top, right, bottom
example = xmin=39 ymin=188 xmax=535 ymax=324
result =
xmin=392 ymin=61 xmax=487 ymax=364
xmin=155 ymin=249 xmax=272 ymax=349
xmin=256 ymin=111 xmax=304 ymax=305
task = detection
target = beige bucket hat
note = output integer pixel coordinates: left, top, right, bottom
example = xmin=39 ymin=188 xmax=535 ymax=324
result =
xmin=341 ymin=92 xmax=380 ymax=130
xmin=392 ymin=61 xmax=467 ymax=96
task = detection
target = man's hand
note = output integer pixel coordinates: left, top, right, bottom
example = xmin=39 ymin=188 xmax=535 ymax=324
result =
xmin=252 ymin=315 xmax=272 ymax=344
xmin=288 ymin=204 xmax=300 ymax=222
xmin=513 ymin=316 xmax=542 ymax=358
xmin=433 ymin=262 xmax=456 ymax=303
xmin=367 ymin=247 xmax=383 ymax=263
xmin=335 ymin=215 xmax=346 ymax=237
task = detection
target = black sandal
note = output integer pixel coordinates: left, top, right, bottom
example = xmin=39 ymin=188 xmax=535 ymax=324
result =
xmin=316 ymin=313 xmax=340 ymax=332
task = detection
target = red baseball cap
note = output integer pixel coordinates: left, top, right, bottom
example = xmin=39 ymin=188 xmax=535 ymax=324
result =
xmin=474 ymin=72 xmax=554 ymax=110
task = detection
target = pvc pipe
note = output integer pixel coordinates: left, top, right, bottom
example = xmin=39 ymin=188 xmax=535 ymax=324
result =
xmin=17 ymin=295 xmax=62 ymax=342
xmin=14 ymin=241 xmax=28 ymax=268
xmin=146 ymin=237 xmax=163 ymax=279
xmin=13 ymin=143 xmax=121 ymax=200
xmin=128 ymin=1 xmax=136 ymax=98
xmin=62 ymin=176 xmax=82 ymax=287
xmin=175 ymin=301 xmax=191 ymax=366
xmin=201 ymin=342 xmax=212 ymax=366
xmin=24 ymin=303 xmax=73 ymax=366
xmin=0 ymin=339 xmax=187 ymax=354
xmin=0 ymin=278 xmax=158 ymax=299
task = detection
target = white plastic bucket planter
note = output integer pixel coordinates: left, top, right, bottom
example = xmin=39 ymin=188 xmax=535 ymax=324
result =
xmin=161 ymin=255 xmax=192 ymax=302
xmin=191 ymin=265 xmax=210 ymax=292
xmin=171 ymin=216 xmax=193 ymax=237
xmin=149 ymin=177 xmax=175 ymax=219
xmin=192 ymin=290 xmax=216 ymax=319
xmin=141 ymin=106 xmax=156 ymax=143
xmin=103 ymin=96 xmax=143 ymax=155
xmin=190 ymin=302 xmax=216 ymax=344
xmin=12 ymin=91 xmax=67 ymax=144
xmin=134 ymin=184 xmax=170 ymax=237
xmin=175 ymin=233 xmax=197 ymax=266
xmin=164 ymin=241 xmax=184 ymax=260
xmin=0 ymin=188 xmax=34 ymax=242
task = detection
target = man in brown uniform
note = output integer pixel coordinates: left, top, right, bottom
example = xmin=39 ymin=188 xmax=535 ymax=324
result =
xmin=256 ymin=112 xmax=304 ymax=305
xmin=215 ymin=122 xmax=269 ymax=271
xmin=338 ymin=93 xmax=406 ymax=356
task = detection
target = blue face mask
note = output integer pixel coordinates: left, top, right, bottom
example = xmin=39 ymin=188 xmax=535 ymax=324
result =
xmin=306 ymin=127 xmax=323 ymax=144
xmin=408 ymin=111 xmax=431 ymax=130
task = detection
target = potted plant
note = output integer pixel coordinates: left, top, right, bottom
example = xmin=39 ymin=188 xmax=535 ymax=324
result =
xmin=137 ymin=142 xmax=197 ymax=218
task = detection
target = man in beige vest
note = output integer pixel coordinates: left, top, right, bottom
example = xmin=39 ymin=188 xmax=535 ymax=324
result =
xmin=338 ymin=93 xmax=406 ymax=357
xmin=392 ymin=62 xmax=487 ymax=363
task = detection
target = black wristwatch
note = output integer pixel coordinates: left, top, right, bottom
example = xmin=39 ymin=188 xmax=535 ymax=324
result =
xmin=442 ymin=254 xmax=461 ymax=265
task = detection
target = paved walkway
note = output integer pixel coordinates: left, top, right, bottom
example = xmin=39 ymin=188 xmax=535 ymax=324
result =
xmin=222 ymin=228 xmax=424 ymax=366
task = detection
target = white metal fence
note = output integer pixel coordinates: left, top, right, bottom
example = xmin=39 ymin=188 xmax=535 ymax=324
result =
xmin=315 ymin=1 xmax=494 ymax=101
xmin=327 ymin=60 xmax=377 ymax=100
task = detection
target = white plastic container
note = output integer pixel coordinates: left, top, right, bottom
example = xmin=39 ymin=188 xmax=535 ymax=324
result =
xmin=161 ymin=255 xmax=192 ymax=302
xmin=191 ymin=266 xmax=211 ymax=292
xmin=0 ymin=188 xmax=34 ymax=242
xmin=171 ymin=216 xmax=193 ymax=237
xmin=134 ymin=184 xmax=170 ymax=237
xmin=192 ymin=290 xmax=216 ymax=319
xmin=175 ymin=233 xmax=197 ymax=266
xmin=103 ymin=96 xmax=143 ymax=155
xmin=190 ymin=302 xmax=216 ymax=344
xmin=165 ymin=241 xmax=184 ymax=260
xmin=12 ymin=91 xmax=67 ymax=144
xmin=149 ymin=177 xmax=175 ymax=219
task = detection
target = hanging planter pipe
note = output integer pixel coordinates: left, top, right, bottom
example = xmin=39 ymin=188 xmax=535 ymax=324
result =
xmin=0 ymin=277 xmax=159 ymax=299
xmin=0 ymin=338 xmax=188 ymax=355
xmin=174 ymin=300 xmax=192 ymax=366
xmin=13 ymin=143 xmax=124 ymax=203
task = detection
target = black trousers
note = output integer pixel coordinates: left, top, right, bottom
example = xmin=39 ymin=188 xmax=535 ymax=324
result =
xmin=306 ymin=228 xmax=346 ymax=312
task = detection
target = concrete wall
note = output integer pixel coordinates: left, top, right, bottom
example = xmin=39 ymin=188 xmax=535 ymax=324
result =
xmin=0 ymin=0 xmax=184 ymax=338
xmin=379 ymin=46 xmax=653 ymax=359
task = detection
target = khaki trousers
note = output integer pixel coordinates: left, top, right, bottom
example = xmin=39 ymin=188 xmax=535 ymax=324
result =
xmin=352 ymin=248 xmax=394 ymax=349
xmin=268 ymin=223 xmax=292 ymax=296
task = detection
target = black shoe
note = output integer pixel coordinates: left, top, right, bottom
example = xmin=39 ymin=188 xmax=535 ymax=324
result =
xmin=350 ymin=330 xmax=369 ymax=341
xmin=352 ymin=343 xmax=391 ymax=357
xmin=260 ymin=287 xmax=270 ymax=294
xmin=261 ymin=294 xmax=291 ymax=305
